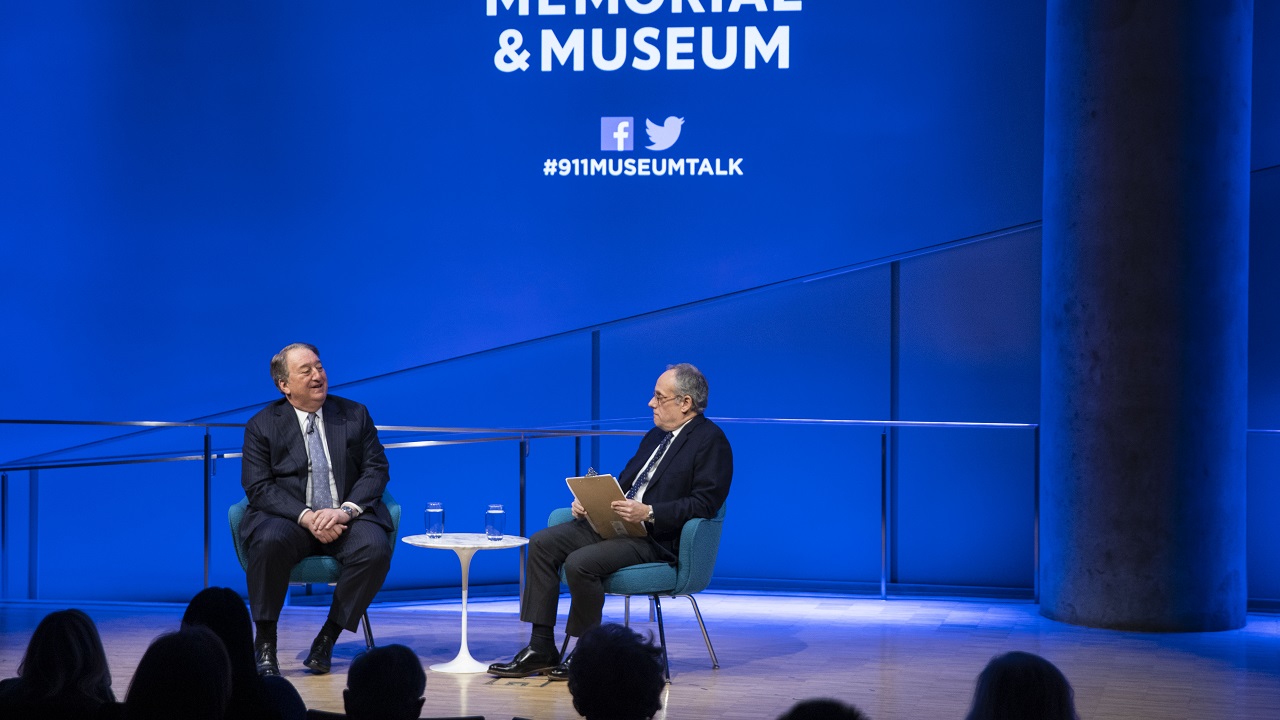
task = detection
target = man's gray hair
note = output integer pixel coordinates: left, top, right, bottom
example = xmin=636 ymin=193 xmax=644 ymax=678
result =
xmin=270 ymin=342 xmax=320 ymax=392
xmin=668 ymin=363 xmax=709 ymax=413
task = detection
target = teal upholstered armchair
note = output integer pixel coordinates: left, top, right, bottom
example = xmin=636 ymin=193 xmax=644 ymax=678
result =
xmin=229 ymin=490 xmax=402 ymax=649
xmin=548 ymin=503 xmax=727 ymax=679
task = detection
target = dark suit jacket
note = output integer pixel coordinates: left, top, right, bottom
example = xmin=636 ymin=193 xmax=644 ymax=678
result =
xmin=618 ymin=414 xmax=732 ymax=554
xmin=240 ymin=395 xmax=391 ymax=542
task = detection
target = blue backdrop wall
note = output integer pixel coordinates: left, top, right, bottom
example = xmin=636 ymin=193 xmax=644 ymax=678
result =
xmin=1 ymin=1 xmax=1278 ymax=607
xmin=1 ymin=0 xmax=1045 ymax=423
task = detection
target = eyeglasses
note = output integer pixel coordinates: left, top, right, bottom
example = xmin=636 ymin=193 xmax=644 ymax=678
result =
xmin=652 ymin=392 xmax=686 ymax=405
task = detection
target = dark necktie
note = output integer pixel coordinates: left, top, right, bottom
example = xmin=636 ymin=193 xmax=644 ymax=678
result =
xmin=626 ymin=432 xmax=674 ymax=500
xmin=306 ymin=412 xmax=333 ymax=510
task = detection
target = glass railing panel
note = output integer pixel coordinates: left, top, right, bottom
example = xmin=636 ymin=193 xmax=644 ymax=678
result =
xmin=1246 ymin=432 xmax=1280 ymax=602
xmin=716 ymin=423 xmax=885 ymax=589
xmin=892 ymin=426 xmax=1036 ymax=592
xmin=21 ymin=428 xmax=211 ymax=602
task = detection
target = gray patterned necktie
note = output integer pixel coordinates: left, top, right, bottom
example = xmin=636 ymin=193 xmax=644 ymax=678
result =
xmin=626 ymin=432 xmax=674 ymax=500
xmin=306 ymin=412 xmax=333 ymax=510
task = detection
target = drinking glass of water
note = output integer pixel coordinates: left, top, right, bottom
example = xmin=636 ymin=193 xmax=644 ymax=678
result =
xmin=425 ymin=502 xmax=445 ymax=539
xmin=485 ymin=504 xmax=505 ymax=541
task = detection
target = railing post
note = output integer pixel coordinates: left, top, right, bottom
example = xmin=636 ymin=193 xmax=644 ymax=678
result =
xmin=204 ymin=429 xmax=212 ymax=588
xmin=880 ymin=428 xmax=888 ymax=601
xmin=28 ymin=469 xmax=38 ymax=600
xmin=1 ymin=471 xmax=7 ymax=599
xmin=519 ymin=438 xmax=529 ymax=598
xmin=1033 ymin=424 xmax=1040 ymax=604
xmin=519 ymin=439 xmax=528 ymax=538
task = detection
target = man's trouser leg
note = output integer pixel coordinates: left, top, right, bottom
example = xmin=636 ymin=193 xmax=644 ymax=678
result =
xmin=245 ymin=517 xmax=314 ymax=623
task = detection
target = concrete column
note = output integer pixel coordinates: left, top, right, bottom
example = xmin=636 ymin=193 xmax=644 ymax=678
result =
xmin=1040 ymin=0 xmax=1252 ymax=630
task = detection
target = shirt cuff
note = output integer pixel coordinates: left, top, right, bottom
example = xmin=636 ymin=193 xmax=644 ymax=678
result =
xmin=297 ymin=508 xmax=311 ymax=524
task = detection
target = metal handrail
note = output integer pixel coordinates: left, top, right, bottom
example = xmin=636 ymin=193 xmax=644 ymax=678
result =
xmin=0 ymin=416 xmax=1036 ymax=474
xmin=1 ymin=416 xmax=1046 ymax=603
xmin=0 ymin=418 xmax=652 ymax=600
xmin=0 ymin=419 xmax=656 ymax=470
xmin=0 ymin=430 xmax=649 ymax=474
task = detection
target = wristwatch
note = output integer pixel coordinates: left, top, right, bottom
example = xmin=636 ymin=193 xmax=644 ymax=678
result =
xmin=340 ymin=506 xmax=356 ymax=519
xmin=645 ymin=505 xmax=655 ymax=523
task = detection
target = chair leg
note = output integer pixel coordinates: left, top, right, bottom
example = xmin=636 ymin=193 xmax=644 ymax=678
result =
xmin=361 ymin=611 xmax=375 ymax=649
xmin=559 ymin=635 xmax=572 ymax=662
xmin=652 ymin=595 xmax=670 ymax=683
xmin=683 ymin=595 xmax=718 ymax=669
xmin=624 ymin=595 xmax=631 ymax=627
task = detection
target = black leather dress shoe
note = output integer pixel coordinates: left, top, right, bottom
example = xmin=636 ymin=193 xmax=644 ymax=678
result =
xmin=546 ymin=648 xmax=573 ymax=681
xmin=303 ymin=631 xmax=337 ymax=674
xmin=487 ymin=645 xmax=560 ymax=678
xmin=254 ymin=641 xmax=280 ymax=677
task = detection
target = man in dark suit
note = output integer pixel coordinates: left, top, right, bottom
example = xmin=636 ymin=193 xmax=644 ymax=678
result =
xmin=488 ymin=363 xmax=732 ymax=680
xmin=240 ymin=343 xmax=393 ymax=676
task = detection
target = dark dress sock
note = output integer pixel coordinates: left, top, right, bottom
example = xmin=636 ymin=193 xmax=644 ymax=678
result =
xmin=255 ymin=621 xmax=277 ymax=645
xmin=320 ymin=619 xmax=344 ymax=639
xmin=530 ymin=623 xmax=556 ymax=654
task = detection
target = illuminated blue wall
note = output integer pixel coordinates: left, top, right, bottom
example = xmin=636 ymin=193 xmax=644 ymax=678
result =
xmin=0 ymin=1 xmax=1045 ymax=422
xmin=1 ymin=1 xmax=1277 ymax=605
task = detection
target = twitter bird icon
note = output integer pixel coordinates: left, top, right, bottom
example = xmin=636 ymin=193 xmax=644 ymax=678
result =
xmin=645 ymin=116 xmax=684 ymax=151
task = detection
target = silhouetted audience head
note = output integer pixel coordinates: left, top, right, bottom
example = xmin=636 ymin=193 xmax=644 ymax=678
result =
xmin=568 ymin=623 xmax=665 ymax=720
xmin=182 ymin=586 xmax=305 ymax=720
xmin=965 ymin=651 xmax=1079 ymax=720
xmin=182 ymin=587 xmax=256 ymax=670
xmin=125 ymin=626 xmax=232 ymax=720
xmin=777 ymin=698 xmax=871 ymax=720
xmin=0 ymin=608 xmax=115 ymax=716
xmin=343 ymin=644 xmax=426 ymax=720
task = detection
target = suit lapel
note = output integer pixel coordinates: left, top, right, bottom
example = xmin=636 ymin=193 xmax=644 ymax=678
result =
xmin=277 ymin=402 xmax=309 ymax=472
xmin=646 ymin=415 xmax=703 ymax=491
xmin=323 ymin=398 xmax=347 ymax=494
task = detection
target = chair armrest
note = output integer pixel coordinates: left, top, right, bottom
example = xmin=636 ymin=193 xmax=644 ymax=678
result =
xmin=548 ymin=507 xmax=574 ymax=527
xmin=381 ymin=490 xmax=401 ymax=557
xmin=228 ymin=498 xmax=251 ymax=571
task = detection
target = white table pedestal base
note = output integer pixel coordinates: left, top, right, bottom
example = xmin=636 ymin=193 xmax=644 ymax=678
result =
xmin=402 ymin=533 xmax=529 ymax=674
xmin=430 ymin=655 xmax=491 ymax=673
xmin=431 ymin=545 xmax=485 ymax=674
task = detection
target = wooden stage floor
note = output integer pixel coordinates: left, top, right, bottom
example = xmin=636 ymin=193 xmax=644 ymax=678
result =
xmin=2 ymin=592 xmax=1279 ymax=720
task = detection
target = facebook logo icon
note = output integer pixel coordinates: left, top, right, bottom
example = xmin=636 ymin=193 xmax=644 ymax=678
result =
xmin=600 ymin=117 xmax=634 ymax=151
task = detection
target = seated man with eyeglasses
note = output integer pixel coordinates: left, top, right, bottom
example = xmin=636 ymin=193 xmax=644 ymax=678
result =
xmin=488 ymin=363 xmax=733 ymax=681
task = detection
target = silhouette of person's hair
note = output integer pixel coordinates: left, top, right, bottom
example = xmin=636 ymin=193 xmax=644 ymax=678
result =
xmin=965 ymin=651 xmax=1079 ymax=720
xmin=568 ymin=624 xmax=665 ymax=720
xmin=343 ymin=644 xmax=427 ymax=720
xmin=0 ymin=608 xmax=115 ymax=718
xmin=125 ymin=626 xmax=232 ymax=720
xmin=777 ymin=698 xmax=871 ymax=720
xmin=183 ymin=586 xmax=305 ymax=720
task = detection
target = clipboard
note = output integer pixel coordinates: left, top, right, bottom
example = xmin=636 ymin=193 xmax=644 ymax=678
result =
xmin=565 ymin=474 xmax=647 ymax=539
